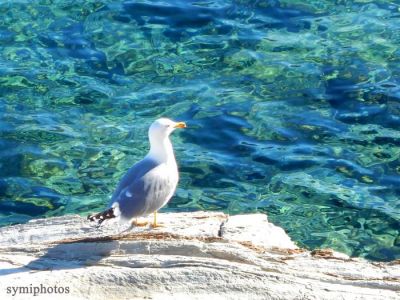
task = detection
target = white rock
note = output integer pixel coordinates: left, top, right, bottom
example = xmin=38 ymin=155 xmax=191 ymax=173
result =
xmin=221 ymin=214 xmax=297 ymax=249
xmin=0 ymin=212 xmax=398 ymax=300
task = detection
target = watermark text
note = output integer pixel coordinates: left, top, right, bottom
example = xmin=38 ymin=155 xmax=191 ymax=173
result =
xmin=6 ymin=284 xmax=70 ymax=297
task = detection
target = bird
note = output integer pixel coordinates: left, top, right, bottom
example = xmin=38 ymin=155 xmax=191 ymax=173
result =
xmin=88 ymin=118 xmax=186 ymax=229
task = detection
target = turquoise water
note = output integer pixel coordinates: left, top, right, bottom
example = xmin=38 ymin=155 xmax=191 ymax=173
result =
xmin=0 ymin=0 xmax=399 ymax=261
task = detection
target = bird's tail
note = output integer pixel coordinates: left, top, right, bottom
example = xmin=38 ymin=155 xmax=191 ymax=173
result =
xmin=87 ymin=207 xmax=116 ymax=225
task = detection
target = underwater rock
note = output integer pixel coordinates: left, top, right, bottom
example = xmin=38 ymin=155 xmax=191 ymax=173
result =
xmin=0 ymin=211 xmax=399 ymax=300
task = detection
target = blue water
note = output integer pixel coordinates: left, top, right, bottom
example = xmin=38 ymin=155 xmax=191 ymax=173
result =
xmin=1 ymin=0 xmax=400 ymax=261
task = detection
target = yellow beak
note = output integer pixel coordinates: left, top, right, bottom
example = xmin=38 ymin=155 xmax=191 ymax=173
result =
xmin=174 ymin=122 xmax=187 ymax=129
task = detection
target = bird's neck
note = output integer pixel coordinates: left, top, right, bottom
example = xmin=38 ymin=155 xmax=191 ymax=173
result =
xmin=148 ymin=136 xmax=176 ymax=164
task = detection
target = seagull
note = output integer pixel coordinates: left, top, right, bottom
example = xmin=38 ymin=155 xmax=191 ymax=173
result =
xmin=88 ymin=118 xmax=186 ymax=228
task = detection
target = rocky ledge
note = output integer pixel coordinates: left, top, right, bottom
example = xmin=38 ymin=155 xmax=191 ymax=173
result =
xmin=0 ymin=211 xmax=399 ymax=299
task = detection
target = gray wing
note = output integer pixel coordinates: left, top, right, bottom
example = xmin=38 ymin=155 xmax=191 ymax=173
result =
xmin=108 ymin=157 xmax=158 ymax=207
xmin=109 ymin=158 xmax=178 ymax=220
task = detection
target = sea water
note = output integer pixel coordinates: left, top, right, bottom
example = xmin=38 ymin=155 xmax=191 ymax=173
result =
xmin=0 ymin=0 xmax=399 ymax=261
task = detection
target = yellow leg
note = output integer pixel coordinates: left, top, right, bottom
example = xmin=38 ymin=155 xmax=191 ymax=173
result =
xmin=151 ymin=211 xmax=164 ymax=228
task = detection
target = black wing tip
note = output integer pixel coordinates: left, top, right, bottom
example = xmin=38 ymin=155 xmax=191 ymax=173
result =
xmin=87 ymin=208 xmax=116 ymax=224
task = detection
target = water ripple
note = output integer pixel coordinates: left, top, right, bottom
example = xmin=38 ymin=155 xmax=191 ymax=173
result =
xmin=0 ymin=0 xmax=400 ymax=261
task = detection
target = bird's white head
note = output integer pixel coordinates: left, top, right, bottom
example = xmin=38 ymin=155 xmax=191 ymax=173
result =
xmin=147 ymin=118 xmax=186 ymax=162
xmin=149 ymin=118 xmax=186 ymax=139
